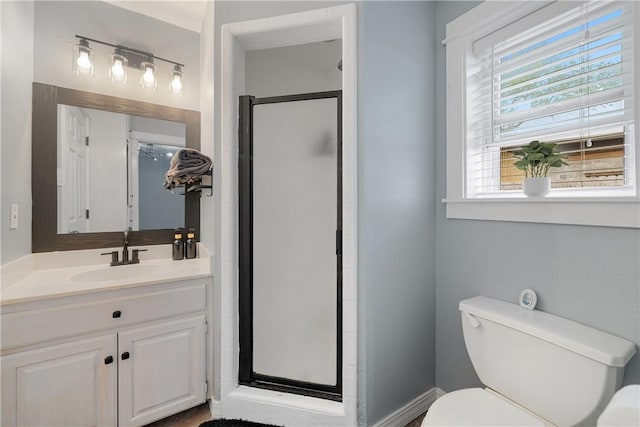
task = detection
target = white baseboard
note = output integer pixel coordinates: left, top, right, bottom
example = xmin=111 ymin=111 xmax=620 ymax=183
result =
xmin=372 ymin=387 xmax=444 ymax=427
xmin=208 ymin=399 xmax=221 ymax=418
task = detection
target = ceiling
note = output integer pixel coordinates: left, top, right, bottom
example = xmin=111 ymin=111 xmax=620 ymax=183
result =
xmin=104 ymin=0 xmax=208 ymax=33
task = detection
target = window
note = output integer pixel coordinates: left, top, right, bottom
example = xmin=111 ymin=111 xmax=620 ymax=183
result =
xmin=444 ymin=0 xmax=640 ymax=228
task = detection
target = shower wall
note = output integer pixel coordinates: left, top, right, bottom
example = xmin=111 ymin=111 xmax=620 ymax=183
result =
xmin=245 ymin=42 xmax=341 ymax=97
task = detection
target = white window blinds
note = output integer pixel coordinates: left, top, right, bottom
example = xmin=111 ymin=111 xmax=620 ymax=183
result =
xmin=466 ymin=0 xmax=635 ymax=196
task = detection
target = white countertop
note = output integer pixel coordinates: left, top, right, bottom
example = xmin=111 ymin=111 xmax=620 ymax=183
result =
xmin=1 ymin=244 xmax=212 ymax=305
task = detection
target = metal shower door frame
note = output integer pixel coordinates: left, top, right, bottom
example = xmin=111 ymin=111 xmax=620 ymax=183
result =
xmin=238 ymin=90 xmax=343 ymax=401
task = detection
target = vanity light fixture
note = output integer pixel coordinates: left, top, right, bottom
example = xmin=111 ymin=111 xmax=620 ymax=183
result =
xmin=73 ymin=38 xmax=94 ymax=76
xmin=73 ymin=35 xmax=184 ymax=94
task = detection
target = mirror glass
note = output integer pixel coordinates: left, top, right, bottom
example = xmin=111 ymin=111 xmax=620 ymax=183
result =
xmin=56 ymin=104 xmax=185 ymax=233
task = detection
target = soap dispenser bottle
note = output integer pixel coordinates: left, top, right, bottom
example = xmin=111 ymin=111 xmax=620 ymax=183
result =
xmin=186 ymin=229 xmax=197 ymax=259
xmin=173 ymin=228 xmax=184 ymax=260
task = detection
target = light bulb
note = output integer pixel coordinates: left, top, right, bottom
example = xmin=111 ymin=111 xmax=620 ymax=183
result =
xmin=171 ymin=74 xmax=183 ymax=92
xmin=169 ymin=65 xmax=184 ymax=95
xmin=73 ymin=39 xmax=94 ymax=77
xmin=140 ymin=62 xmax=157 ymax=90
xmin=76 ymin=51 xmax=92 ymax=72
xmin=109 ymin=53 xmax=128 ymax=84
xmin=111 ymin=59 xmax=125 ymax=78
xmin=143 ymin=67 xmax=155 ymax=84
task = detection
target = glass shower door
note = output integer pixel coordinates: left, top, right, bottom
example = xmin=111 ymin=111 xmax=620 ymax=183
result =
xmin=239 ymin=91 xmax=342 ymax=399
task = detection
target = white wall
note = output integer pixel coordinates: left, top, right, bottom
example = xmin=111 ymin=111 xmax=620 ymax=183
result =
xmin=33 ymin=1 xmax=200 ymax=111
xmin=1 ymin=1 xmax=34 ymax=265
xmin=199 ymin=0 xmax=216 ymax=405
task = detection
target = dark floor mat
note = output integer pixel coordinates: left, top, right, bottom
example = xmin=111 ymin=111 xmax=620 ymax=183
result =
xmin=199 ymin=419 xmax=281 ymax=427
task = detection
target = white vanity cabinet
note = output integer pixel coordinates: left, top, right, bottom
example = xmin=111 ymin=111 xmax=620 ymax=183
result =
xmin=1 ymin=334 xmax=118 ymax=426
xmin=118 ymin=315 xmax=206 ymax=426
xmin=1 ymin=278 xmax=210 ymax=427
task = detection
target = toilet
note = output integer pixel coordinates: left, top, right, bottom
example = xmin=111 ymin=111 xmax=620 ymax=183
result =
xmin=423 ymin=296 xmax=637 ymax=426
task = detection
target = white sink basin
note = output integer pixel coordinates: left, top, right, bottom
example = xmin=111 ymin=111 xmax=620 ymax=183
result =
xmin=70 ymin=264 xmax=161 ymax=283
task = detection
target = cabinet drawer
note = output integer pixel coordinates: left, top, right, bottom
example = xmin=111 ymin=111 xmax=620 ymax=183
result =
xmin=1 ymin=281 xmax=206 ymax=350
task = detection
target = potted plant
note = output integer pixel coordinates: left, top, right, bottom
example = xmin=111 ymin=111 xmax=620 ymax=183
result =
xmin=513 ymin=140 xmax=568 ymax=197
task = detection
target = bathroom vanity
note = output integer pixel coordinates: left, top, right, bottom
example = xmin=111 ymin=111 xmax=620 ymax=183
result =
xmin=0 ymin=246 xmax=212 ymax=427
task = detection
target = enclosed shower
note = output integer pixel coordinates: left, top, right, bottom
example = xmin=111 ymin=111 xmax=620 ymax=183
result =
xmin=236 ymin=40 xmax=343 ymax=400
xmin=238 ymin=90 xmax=342 ymax=400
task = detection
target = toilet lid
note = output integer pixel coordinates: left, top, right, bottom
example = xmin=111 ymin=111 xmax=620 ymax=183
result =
xmin=422 ymin=388 xmax=547 ymax=426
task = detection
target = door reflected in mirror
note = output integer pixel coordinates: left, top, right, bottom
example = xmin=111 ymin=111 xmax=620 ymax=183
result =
xmin=57 ymin=104 xmax=185 ymax=234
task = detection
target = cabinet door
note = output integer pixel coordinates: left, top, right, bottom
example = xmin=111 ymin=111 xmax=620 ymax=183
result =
xmin=1 ymin=334 xmax=117 ymax=427
xmin=118 ymin=315 xmax=206 ymax=426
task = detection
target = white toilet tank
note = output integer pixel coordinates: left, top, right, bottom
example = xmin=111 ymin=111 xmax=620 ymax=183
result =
xmin=460 ymin=296 xmax=636 ymax=426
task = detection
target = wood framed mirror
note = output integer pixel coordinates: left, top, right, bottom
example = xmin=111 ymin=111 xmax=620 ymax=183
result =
xmin=32 ymin=83 xmax=201 ymax=252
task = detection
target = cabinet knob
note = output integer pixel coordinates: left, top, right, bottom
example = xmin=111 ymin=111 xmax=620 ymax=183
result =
xmin=104 ymin=355 xmax=114 ymax=365
xmin=112 ymin=310 xmax=122 ymax=318
xmin=121 ymin=351 xmax=130 ymax=360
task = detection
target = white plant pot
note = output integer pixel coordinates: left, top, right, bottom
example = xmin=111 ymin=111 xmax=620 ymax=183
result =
xmin=523 ymin=177 xmax=550 ymax=197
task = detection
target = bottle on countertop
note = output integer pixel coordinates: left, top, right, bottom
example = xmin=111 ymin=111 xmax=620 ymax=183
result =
xmin=186 ymin=229 xmax=197 ymax=259
xmin=173 ymin=228 xmax=184 ymax=260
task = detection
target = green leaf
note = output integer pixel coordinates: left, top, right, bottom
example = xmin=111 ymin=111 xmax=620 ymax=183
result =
xmin=514 ymin=160 xmax=526 ymax=167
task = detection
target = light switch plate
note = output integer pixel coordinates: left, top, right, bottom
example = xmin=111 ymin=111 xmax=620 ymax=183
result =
xmin=10 ymin=204 xmax=18 ymax=229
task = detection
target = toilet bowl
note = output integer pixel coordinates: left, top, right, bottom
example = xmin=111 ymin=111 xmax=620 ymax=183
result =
xmin=422 ymin=296 xmax=636 ymax=427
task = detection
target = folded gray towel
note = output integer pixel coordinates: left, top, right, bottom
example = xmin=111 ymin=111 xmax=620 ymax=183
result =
xmin=164 ymin=148 xmax=212 ymax=189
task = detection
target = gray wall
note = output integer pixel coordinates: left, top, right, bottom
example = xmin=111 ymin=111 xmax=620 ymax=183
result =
xmin=359 ymin=1 xmax=436 ymax=424
xmin=1 ymin=1 xmax=34 ymax=265
xmin=213 ymin=2 xmax=437 ymax=425
xmin=434 ymin=1 xmax=640 ymax=393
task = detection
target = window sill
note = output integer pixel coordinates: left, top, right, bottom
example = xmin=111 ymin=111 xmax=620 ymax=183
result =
xmin=443 ymin=197 xmax=640 ymax=228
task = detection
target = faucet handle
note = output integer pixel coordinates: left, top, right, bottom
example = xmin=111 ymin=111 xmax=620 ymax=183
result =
xmin=101 ymin=251 xmax=119 ymax=266
xmin=132 ymin=249 xmax=148 ymax=263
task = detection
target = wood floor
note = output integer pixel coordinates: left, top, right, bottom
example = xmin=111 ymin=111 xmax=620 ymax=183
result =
xmin=144 ymin=403 xmax=427 ymax=427
xmin=144 ymin=403 xmax=212 ymax=427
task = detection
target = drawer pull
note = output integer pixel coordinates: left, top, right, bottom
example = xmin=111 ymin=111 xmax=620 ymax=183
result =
xmin=121 ymin=351 xmax=130 ymax=360
xmin=104 ymin=355 xmax=114 ymax=365
xmin=112 ymin=310 xmax=122 ymax=318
